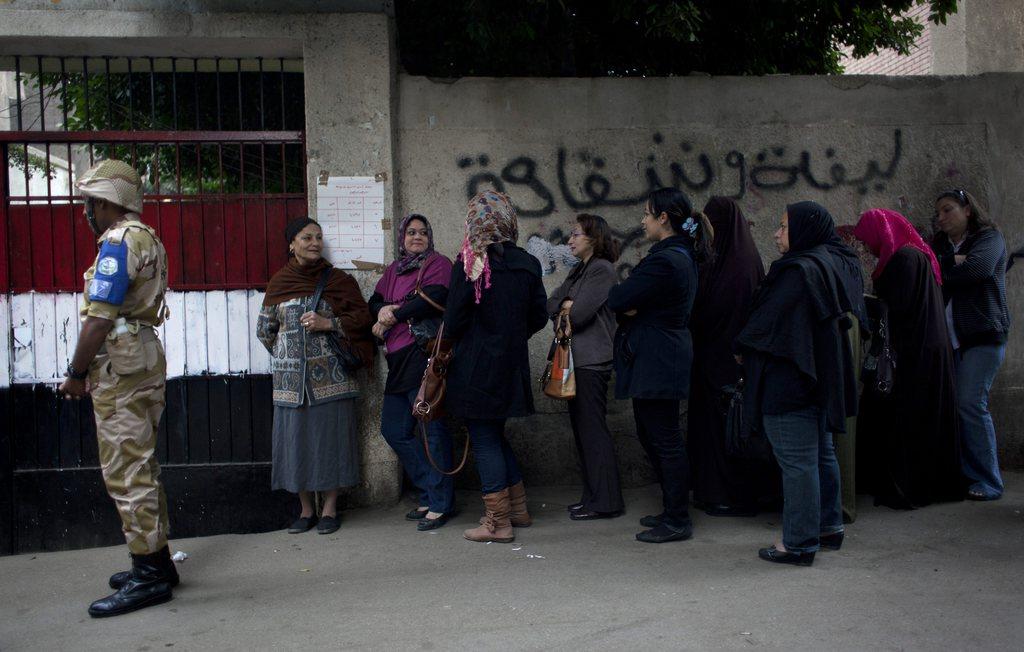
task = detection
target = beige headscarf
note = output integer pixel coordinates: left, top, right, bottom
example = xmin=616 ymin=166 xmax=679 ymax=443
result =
xmin=461 ymin=190 xmax=519 ymax=303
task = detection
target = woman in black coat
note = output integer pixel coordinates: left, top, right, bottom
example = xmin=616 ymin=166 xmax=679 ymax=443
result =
xmin=735 ymin=201 xmax=863 ymax=567
xmin=445 ymin=190 xmax=548 ymax=544
xmin=608 ymin=187 xmax=714 ymax=544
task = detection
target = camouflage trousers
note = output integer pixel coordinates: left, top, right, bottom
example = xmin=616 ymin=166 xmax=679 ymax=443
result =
xmin=90 ymin=348 xmax=169 ymax=555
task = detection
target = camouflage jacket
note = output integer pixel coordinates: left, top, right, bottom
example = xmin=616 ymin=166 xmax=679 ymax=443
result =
xmin=257 ymin=297 xmax=360 ymax=407
xmin=81 ymin=216 xmax=168 ymax=325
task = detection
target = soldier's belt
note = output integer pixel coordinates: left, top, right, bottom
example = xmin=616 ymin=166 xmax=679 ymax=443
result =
xmin=98 ymin=320 xmax=157 ymax=355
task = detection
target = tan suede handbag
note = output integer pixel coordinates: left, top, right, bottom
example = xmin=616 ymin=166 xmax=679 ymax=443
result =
xmin=540 ymin=312 xmax=576 ymax=400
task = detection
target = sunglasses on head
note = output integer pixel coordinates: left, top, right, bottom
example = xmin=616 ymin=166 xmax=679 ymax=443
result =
xmin=938 ymin=188 xmax=968 ymax=204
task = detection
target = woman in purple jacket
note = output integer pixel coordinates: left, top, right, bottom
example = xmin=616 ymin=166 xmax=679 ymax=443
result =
xmin=369 ymin=214 xmax=456 ymax=530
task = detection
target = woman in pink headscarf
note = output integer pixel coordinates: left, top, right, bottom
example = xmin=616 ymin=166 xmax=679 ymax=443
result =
xmin=853 ymin=209 xmax=965 ymax=509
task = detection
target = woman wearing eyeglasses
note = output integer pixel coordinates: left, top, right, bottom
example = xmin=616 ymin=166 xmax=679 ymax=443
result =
xmin=931 ymin=189 xmax=1010 ymax=501
xmin=547 ymin=214 xmax=625 ymax=521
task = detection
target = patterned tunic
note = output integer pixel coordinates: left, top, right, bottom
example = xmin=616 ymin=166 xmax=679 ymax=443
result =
xmin=257 ymin=296 xmax=360 ymax=407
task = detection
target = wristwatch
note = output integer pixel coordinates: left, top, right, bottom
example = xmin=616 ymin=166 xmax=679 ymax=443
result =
xmin=66 ymin=363 xmax=88 ymax=380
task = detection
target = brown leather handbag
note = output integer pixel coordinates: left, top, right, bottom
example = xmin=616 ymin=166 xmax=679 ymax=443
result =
xmin=412 ymin=323 xmax=469 ymax=475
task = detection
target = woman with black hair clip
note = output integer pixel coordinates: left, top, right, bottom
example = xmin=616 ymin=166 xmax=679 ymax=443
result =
xmin=932 ymin=189 xmax=1010 ymax=501
xmin=608 ymin=187 xmax=714 ymax=543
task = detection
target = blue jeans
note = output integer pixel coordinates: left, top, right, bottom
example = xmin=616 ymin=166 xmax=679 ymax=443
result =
xmin=763 ymin=406 xmax=843 ymax=554
xmin=466 ymin=418 xmax=523 ymax=494
xmin=380 ymin=390 xmax=455 ymax=513
xmin=955 ymin=344 xmax=1006 ymax=499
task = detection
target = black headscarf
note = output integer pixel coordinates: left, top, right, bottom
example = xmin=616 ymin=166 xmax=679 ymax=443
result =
xmin=692 ymin=197 xmax=765 ymax=389
xmin=285 ymin=216 xmax=318 ymax=255
xmin=778 ymin=201 xmax=866 ymax=325
xmin=736 ymin=200 xmax=863 ymax=434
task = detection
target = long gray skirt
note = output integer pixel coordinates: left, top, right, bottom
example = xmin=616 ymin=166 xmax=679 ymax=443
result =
xmin=271 ymin=397 xmax=360 ymax=493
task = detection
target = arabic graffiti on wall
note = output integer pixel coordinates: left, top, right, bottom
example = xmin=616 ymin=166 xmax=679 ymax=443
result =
xmin=457 ymin=129 xmax=904 ymax=219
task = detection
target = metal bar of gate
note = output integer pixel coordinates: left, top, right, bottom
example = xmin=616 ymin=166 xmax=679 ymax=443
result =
xmin=0 ymin=132 xmax=304 ymax=143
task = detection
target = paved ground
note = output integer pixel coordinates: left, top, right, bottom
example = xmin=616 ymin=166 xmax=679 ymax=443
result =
xmin=2 ymin=474 xmax=1023 ymax=651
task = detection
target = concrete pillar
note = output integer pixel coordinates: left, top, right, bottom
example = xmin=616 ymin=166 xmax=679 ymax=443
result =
xmin=302 ymin=13 xmax=402 ymax=507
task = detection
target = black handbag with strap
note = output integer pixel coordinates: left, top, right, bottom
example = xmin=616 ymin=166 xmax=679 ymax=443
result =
xmin=862 ymin=295 xmax=896 ymax=396
xmin=722 ymin=379 xmax=772 ymax=462
xmin=406 ymin=263 xmax=445 ymax=352
xmin=309 ymin=267 xmax=363 ymax=373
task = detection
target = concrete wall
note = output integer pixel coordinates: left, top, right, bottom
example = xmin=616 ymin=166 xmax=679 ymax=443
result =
xmin=397 ymin=73 xmax=1024 ymax=483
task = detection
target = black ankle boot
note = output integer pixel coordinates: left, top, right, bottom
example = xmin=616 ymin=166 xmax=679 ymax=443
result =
xmin=90 ymin=549 xmax=174 ymax=617
xmin=109 ymin=545 xmax=180 ymax=590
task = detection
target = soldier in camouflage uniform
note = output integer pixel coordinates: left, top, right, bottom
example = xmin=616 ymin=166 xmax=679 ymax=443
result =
xmin=57 ymin=159 xmax=179 ymax=618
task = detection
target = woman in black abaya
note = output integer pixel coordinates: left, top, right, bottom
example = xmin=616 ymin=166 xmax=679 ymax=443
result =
xmin=688 ymin=197 xmax=775 ymax=516
xmin=853 ymin=208 xmax=964 ymax=508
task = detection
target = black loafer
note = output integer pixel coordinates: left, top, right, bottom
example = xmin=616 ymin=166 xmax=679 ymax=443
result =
xmin=758 ymin=546 xmax=815 ymax=566
xmin=966 ymin=489 xmax=1001 ymax=501
xmin=317 ymin=515 xmax=340 ymax=535
xmin=406 ymin=507 xmax=430 ymax=520
xmin=287 ymin=516 xmax=318 ymax=533
xmin=635 ymin=523 xmax=693 ymax=543
xmin=639 ymin=513 xmax=664 ymax=528
xmin=417 ymin=513 xmax=451 ymax=531
xmin=819 ymin=531 xmax=844 ymax=551
xmin=704 ymin=504 xmax=758 ymax=518
xmin=567 ymin=502 xmax=584 ymax=512
xmin=570 ymin=509 xmax=623 ymax=521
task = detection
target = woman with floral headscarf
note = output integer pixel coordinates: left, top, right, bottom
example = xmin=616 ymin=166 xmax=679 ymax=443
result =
xmin=369 ymin=213 xmax=456 ymax=530
xmin=853 ymin=208 xmax=964 ymax=509
xmin=443 ymin=190 xmax=548 ymax=544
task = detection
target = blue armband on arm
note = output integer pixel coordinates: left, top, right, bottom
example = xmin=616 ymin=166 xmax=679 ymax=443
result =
xmin=88 ymin=239 xmax=131 ymax=306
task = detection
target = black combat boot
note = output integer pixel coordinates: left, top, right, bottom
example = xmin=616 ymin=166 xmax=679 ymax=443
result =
xmin=89 ymin=549 xmax=174 ymax=617
xmin=109 ymin=545 xmax=180 ymax=590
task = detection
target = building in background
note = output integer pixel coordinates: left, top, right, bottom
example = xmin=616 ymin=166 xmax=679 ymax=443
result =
xmin=842 ymin=0 xmax=1024 ymax=75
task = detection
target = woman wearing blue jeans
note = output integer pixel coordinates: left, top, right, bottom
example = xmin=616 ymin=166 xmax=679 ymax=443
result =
xmin=736 ymin=201 xmax=864 ymax=566
xmin=370 ymin=214 xmax=456 ymax=530
xmin=932 ymin=189 xmax=1010 ymax=501
xmin=443 ymin=191 xmax=548 ymax=544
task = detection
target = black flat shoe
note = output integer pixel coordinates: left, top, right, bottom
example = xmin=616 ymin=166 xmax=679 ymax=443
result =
xmin=758 ymin=546 xmax=815 ymax=566
xmin=567 ymin=502 xmax=584 ymax=512
xmin=288 ymin=516 xmax=318 ymax=533
xmin=417 ymin=513 xmax=451 ymax=531
xmin=819 ymin=531 xmax=844 ymax=551
xmin=406 ymin=507 xmax=430 ymax=520
xmin=570 ymin=509 xmax=623 ymax=521
xmin=639 ymin=513 xmax=664 ymax=528
xmin=704 ymin=504 xmax=758 ymax=518
xmin=317 ymin=515 xmax=340 ymax=535
xmin=966 ymin=489 xmax=1001 ymax=501
xmin=635 ymin=522 xmax=692 ymax=543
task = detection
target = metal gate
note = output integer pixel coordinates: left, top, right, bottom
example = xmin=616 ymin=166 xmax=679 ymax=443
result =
xmin=1 ymin=56 xmax=308 ymax=555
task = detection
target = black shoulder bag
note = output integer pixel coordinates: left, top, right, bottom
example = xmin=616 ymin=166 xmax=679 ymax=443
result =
xmin=862 ymin=295 xmax=895 ymax=396
xmin=310 ymin=267 xmax=363 ymax=373
xmin=722 ymin=379 xmax=771 ymax=461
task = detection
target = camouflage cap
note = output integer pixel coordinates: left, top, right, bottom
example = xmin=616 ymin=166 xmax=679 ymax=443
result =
xmin=76 ymin=159 xmax=144 ymax=214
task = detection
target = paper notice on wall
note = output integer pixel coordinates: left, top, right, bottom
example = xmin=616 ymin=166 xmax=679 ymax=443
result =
xmin=316 ymin=176 xmax=386 ymax=269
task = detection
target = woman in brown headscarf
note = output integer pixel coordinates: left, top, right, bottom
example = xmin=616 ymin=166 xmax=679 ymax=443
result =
xmin=688 ymin=197 xmax=776 ymax=517
xmin=257 ymin=217 xmax=373 ymax=536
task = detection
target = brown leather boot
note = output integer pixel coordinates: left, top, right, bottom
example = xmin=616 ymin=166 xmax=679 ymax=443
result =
xmin=464 ymin=489 xmax=515 ymax=543
xmin=477 ymin=481 xmax=533 ymax=527
xmin=507 ymin=481 xmax=533 ymax=527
